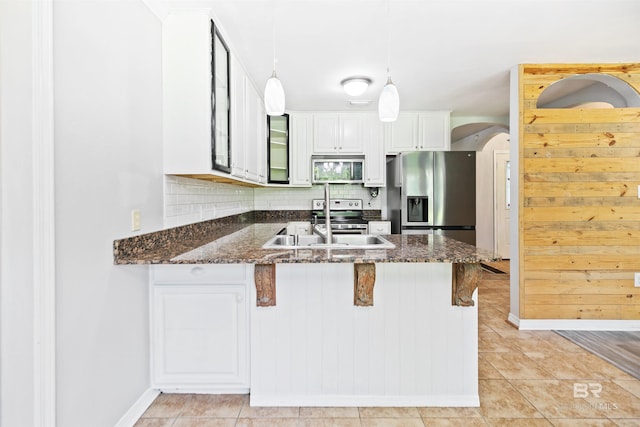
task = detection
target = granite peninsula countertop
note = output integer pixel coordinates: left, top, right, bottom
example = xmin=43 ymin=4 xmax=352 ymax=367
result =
xmin=114 ymin=220 xmax=499 ymax=265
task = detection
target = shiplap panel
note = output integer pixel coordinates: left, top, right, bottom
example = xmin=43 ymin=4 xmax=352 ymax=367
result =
xmin=525 ymin=304 xmax=640 ymax=320
xmin=524 ymin=108 xmax=640 ymax=124
xmin=524 ymin=278 xmax=634 ymax=295
xmin=523 ymin=181 xmax=637 ymax=197
xmin=527 ymin=294 xmax=640 ymax=306
xmin=524 ymin=123 xmax=640 ymax=134
xmin=524 ymin=254 xmax=640 ymax=270
xmin=523 ymin=206 xmax=640 ymax=221
xmin=523 ymin=157 xmax=640 ymax=173
xmin=524 ymin=132 xmax=640 ymax=148
xmin=250 ymin=263 xmax=479 ymax=406
xmin=524 ymin=147 xmax=640 ymax=158
xmin=520 ymin=54 xmax=639 ymax=325
xmin=524 ymin=229 xmax=640 ymax=246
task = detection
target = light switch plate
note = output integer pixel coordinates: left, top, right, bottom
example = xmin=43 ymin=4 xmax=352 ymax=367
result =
xmin=131 ymin=209 xmax=141 ymax=231
xmin=635 ymin=272 xmax=640 ymax=288
xmin=637 ymin=184 xmax=640 ymax=199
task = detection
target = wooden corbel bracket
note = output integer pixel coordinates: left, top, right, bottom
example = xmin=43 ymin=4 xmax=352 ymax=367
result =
xmin=452 ymin=263 xmax=482 ymax=307
xmin=354 ymin=263 xmax=376 ymax=306
xmin=255 ymin=264 xmax=276 ymax=307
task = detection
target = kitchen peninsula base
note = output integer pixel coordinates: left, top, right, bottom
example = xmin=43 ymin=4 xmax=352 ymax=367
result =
xmin=251 ymin=262 xmax=478 ymax=407
xmin=150 ymin=261 xmax=479 ymax=406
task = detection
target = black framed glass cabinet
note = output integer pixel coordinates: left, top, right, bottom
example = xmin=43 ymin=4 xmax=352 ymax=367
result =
xmin=267 ymin=114 xmax=290 ymax=183
xmin=211 ymin=20 xmax=231 ymax=173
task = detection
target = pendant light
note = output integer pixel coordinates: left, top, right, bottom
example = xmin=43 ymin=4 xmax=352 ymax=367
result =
xmin=378 ymin=0 xmax=399 ymax=122
xmin=264 ymin=2 xmax=285 ymax=116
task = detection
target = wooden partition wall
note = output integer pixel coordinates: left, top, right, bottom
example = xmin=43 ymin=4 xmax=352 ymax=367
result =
xmin=518 ymin=63 xmax=640 ymax=320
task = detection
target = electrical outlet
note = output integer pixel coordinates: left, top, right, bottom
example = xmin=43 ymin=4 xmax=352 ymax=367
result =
xmin=131 ymin=209 xmax=141 ymax=231
xmin=635 ymin=273 xmax=640 ymax=288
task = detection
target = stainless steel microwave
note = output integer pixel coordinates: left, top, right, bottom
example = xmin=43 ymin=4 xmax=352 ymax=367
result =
xmin=311 ymin=156 xmax=364 ymax=184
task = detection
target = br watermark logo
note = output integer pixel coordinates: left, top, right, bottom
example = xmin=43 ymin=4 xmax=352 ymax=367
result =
xmin=573 ymin=382 xmax=602 ymax=398
xmin=567 ymin=383 xmax=618 ymax=411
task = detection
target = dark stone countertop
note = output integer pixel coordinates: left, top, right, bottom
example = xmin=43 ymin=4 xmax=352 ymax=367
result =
xmin=114 ymin=221 xmax=499 ymax=265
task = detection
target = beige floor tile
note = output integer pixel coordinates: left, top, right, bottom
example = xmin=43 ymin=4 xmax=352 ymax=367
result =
xmin=417 ymin=407 xmax=482 ymax=418
xmin=299 ymin=418 xmax=362 ymax=427
xmin=133 ymin=418 xmax=176 ymax=427
xmin=482 ymin=352 xmax=553 ymax=380
xmin=484 ymin=419 xmax=552 ymax=426
xmin=172 ymin=418 xmax=238 ymax=427
xmin=478 ymin=380 xmax=544 ymax=419
xmin=181 ymin=394 xmax=246 ymax=417
xmin=612 ymin=380 xmax=640 ymax=399
xmin=479 ymin=331 xmax=522 ymax=353
xmin=420 ymin=418 xmax=488 ymax=426
xmin=588 ymin=381 xmax=640 ymax=418
xmin=240 ymin=406 xmax=300 ymax=418
xmin=300 ymin=407 xmax=360 ymax=418
xmin=510 ymin=379 xmax=608 ymax=419
xmin=524 ymin=352 xmax=596 ymax=380
xmin=235 ymin=419 xmax=300 ymax=427
xmin=359 ymin=407 xmax=421 ymax=418
xmin=479 ymin=355 xmax=505 ymax=379
xmin=610 ymin=419 xmax=640 ymax=426
xmin=141 ymin=393 xmax=189 ymax=418
xmin=578 ymin=354 xmax=637 ymax=381
xmin=548 ymin=419 xmax=616 ymax=426
xmin=360 ymin=418 xmax=425 ymax=427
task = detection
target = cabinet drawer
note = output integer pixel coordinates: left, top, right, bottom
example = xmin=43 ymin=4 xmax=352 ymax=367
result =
xmin=150 ymin=264 xmax=247 ymax=284
xmin=368 ymin=221 xmax=391 ymax=235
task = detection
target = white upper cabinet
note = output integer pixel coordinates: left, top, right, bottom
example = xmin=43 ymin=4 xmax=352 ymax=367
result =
xmin=162 ymin=12 xmax=265 ymax=185
xmin=363 ymin=115 xmax=385 ymax=187
xmin=289 ymin=113 xmax=313 ymax=186
xmin=385 ymin=111 xmax=451 ymax=153
xmin=162 ymin=13 xmax=213 ymax=175
xmin=312 ymin=113 xmax=365 ymax=154
xmin=230 ymin=54 xmax=267 ymax=183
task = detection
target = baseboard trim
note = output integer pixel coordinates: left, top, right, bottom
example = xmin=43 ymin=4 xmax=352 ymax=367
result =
xmin=249 ymin=394 xmax=479 ymax=408
xmin=114 ymin=388 xmax=160 ymax=427
xmin=514 ymin=318 xmax=640 ymax=331
xmin=507 ymin=312 xmax=520 ymax=328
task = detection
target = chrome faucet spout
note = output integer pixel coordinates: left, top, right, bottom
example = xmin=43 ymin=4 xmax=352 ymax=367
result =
xmin=324 ymin=183 xmax=332 ymax=244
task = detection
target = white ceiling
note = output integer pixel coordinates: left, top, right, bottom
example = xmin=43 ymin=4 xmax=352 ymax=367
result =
xmin=158 ymin=0 xmax=640 ymax=119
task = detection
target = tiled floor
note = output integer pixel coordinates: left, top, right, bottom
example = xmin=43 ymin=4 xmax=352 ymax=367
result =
xmin=135 ymin=262 xmax=640 ymax=426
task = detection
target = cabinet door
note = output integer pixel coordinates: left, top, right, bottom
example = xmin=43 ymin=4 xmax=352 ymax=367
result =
xmin=244 ymin=80 xmax=261 ymax=182
xmin=363 ymin=115 xmax=385 ymax=187
xmin=385 ymin=113 xmax=419 ymax=153
xmin=162 ymin=14 xmax=213 ymax=174
xmin=289 ymin=113 xmax=312 ymax=186
xmin=152 ymin=284 xmax=249 ymax=390
xmin=313 ymin=114 xmax=340 ymax=153
xmin=339 ymin=114 xmax=364 ymax=153
xmin=230 ymin=56 xmax=246 ymax=178
xmin=418 ymin=112 xmax=451 ymax=150
xmin=268 ymin=114 xmax=289 ymax=183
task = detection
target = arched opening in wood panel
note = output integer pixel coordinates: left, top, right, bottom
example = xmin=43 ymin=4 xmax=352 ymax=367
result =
xmin=536 ymin=73 xmax=640 ymax=108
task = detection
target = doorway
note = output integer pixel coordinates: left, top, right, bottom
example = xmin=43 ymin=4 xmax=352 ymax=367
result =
xmin=494 ymin=150 xmax=510 ymax=258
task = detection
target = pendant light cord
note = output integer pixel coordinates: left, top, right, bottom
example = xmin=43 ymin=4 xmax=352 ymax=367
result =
xmin=386 ymin=0 xmax=391 ymax=80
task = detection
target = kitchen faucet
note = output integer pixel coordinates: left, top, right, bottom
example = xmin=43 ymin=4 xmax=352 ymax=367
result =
xmin=324 ymin=182 xmax=332 ymax=244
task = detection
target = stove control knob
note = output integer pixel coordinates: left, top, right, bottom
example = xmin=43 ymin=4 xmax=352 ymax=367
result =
xmin=349 ymin=202 xmax=353 ymax=206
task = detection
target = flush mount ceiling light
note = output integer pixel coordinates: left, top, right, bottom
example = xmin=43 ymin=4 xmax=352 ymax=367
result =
xmin=341 ymin=77 xmax=372 ymax=97
xmin=264 ymin=1 xmax=285 ymax=116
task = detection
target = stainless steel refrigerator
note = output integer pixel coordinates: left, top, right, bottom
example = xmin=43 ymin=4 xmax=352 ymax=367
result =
xmin=386 ymin=151 xmax=476 ymax=245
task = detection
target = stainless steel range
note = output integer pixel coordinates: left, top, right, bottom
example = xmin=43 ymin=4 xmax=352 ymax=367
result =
xmin=311 ymin=198 xmax=368 ymax=234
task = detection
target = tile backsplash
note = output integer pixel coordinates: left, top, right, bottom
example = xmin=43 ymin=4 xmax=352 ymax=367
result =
xmin=165 ymin=175 xmax=384 ymax=228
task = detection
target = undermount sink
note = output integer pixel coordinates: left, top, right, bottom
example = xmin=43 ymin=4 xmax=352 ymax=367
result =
xmin=262 ymin=233 xmax=395 ymax=250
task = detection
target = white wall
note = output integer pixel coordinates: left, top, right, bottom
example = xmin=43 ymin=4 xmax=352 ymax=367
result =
xmin=0 ymin=1 xmax=36 ymax=425
xmin=53 ymin=1 xmax=164 ymax=426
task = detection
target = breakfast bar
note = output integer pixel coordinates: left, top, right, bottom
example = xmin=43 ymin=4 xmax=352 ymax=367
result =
xmin=114 ymin=221 xmax=497 ymax=407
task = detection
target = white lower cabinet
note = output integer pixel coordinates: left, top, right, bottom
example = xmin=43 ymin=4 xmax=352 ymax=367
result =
xmin=150 ymin=265 xmax=250 ymax=393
